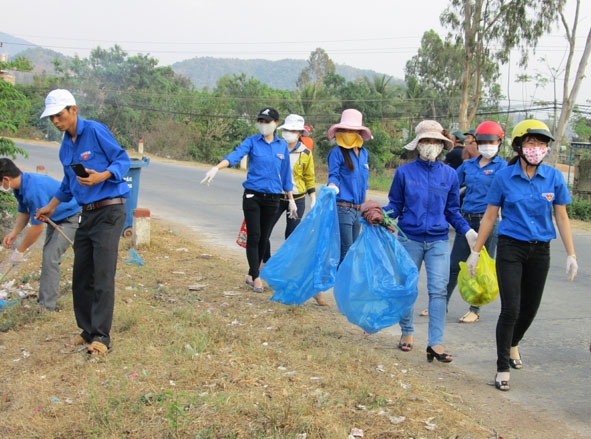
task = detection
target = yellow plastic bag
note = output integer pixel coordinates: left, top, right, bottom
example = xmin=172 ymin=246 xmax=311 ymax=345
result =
xmin=458 ymin=247 xmax=499 ymax=307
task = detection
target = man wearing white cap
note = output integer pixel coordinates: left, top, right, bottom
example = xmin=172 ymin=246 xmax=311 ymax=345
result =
xmin=36 ymin=89 xmax=130 ymax=355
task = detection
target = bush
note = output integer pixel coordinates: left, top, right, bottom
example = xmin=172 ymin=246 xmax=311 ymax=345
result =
xmin=567 ymin=197 xmax=591 ymax=221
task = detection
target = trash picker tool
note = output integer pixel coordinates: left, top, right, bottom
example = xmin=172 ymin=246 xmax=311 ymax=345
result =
xmin=45 ymin=218 xmax=74 ymax=247
xmin=0 ymin=263 xmax=15 ymax=284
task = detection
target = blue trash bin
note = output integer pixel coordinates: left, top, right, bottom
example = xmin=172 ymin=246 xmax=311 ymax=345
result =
xmin=122 ymin=156 xmax=150 ymax=237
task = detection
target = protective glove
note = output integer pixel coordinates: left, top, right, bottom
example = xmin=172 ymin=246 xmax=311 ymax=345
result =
xmin=327 ymin=184 xmax=339 ymax=194
xmin=200 ymin=167 xmax=219 ymax=186
xmin=467 ymin=251 xmax=480 ymax=277
xmin=566 ymin=255 xmax=578 ymax=282
xmin=465 ymin=229 xmax=478 ymax=250
xmin=309 ymin=193 xmax=316 ymax=209
xmin=9 ymin=249 xmax=24 ymax=265
xmin=287 ymin=199 xmax=298 ymax=219
xmin=360 ymin=200 xmax=384 ymax=226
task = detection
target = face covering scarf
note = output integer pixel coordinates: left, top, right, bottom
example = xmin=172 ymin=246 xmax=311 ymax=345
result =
xmin=335 ymin=132 xmax=363 ymax=149
xmin=417 ymin=143 xmax=443 ymax=161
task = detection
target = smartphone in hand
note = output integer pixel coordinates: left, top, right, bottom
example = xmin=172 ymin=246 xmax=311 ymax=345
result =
xmin=70 ymin=163 xmax=89 ymax=177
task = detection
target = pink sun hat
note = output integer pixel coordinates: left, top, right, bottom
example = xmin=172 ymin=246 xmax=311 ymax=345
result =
xmin=327 ymin=109 xmax=373 ymax=141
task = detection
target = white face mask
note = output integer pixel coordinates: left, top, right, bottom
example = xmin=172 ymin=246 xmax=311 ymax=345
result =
xmin=478 ymin=144 xmax=498 ymax=159
xmin=417 ymin=143 xmax=443 ymax=161
xmin=257 ymin=122 xmax=276 ymax=136
xmin=281 ymin=131 xmax=299 ymax=144
xmin=0 ymin=179 xmax=12 ymax=193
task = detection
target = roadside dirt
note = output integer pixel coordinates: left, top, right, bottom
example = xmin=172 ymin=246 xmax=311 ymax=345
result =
xmin=169 ymin=219 xmax=588 ymax=439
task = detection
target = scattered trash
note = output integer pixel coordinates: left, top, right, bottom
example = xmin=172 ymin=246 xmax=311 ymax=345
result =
xmin=222 ymin=291 xmax=240 ymax=296
xmin=348 ymin=428 xmax=364 ymax=438
xmin=50 ymin=396 xmax=60 ymax=403
xmin=175 ymin=248 xmax=189 ymax=252
xmin=188 ymin=284 xmax=207 ymax=291
xmin=126 ymin=248 xmax=144 ymax=266
xmin=389 ymin=415 xmax=405 ymax=424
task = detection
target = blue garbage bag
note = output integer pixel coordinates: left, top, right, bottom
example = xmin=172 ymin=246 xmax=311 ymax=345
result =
xmin=126 ymin=248 xmax=144 ymax=266
xmin=261 ymin=186 xmax=340 ymax=305
xmin=334 ymin=219 xmax=419 ymax=334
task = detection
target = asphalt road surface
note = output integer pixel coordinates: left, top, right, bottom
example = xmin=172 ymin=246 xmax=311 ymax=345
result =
xmin=14 ymin=140 xmax=591 ymax=437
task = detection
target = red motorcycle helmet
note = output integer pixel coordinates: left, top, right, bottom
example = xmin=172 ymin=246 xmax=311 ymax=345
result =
xmin=475 ymin=121 xmax=504 ymax=143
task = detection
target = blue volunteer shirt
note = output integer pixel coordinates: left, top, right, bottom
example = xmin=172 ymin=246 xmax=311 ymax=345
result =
xmin=55 ymin=117 xmax=130 ymax=205
xmin=14 ymin=173 xmax=80 ymax=224
xmin=384 ymin=158 xmax=471 ymax=242
xmin=224 ymin=133 xmax=293 ymax=194
xmin=456 ymin=155 xmax=507 ymax=214
xmin=327 ymin=146 xmax=369 ymax=205
xmin=486 ymin=163 xmax=572 ymax=242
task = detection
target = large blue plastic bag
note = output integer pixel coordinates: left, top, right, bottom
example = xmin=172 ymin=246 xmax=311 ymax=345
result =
xmin=334 ymin=219 xmax=419 ymax=334
xmin=261 ymin=186 xmax=340 ymax=305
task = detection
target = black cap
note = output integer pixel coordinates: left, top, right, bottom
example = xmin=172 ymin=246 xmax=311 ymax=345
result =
xmin=257 ymin=107 xmax=279 ymax=122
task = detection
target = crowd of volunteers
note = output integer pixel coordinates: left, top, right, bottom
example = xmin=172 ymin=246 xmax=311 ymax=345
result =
xmin=5 ymin=90 xmax=578 ymax=391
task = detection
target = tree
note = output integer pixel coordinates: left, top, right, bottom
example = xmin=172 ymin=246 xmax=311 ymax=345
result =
xmin=0 ymin=81 xmax=29 ymax=159
xmin=441 ymin=0 xmax=559 ymax=130
xmin=548 ymin=0 xmax=591 ymax=164
xmin=296 ymin=48 xmax=336 ymax=90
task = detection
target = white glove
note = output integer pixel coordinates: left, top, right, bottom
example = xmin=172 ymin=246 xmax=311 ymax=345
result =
xmin=465 ymin=229 xmax=478 ymax=250
xmin=9 ymin=249 xmax=24 ymax=265
xmin=288 ymin=199 xmax=298 ymax=219
xmin=467 ymin=251 xmax=480 ymax=277
xmin=327 ymin=183 xmax=339 ymax=194
xmin=309 ymin=193 xmax=317 ymax=209
xmin=566 ymin=255 xmax=578 ymax=281
xmin=200 ymin=167 xmax=219 ymax=186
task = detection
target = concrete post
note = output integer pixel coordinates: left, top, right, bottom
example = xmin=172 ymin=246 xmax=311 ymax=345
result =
xmin=132 ymin=208 xmax=151 ymax=248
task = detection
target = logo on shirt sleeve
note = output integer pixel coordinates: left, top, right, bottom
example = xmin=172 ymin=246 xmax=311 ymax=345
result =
xmin=276 ymin=154 xmax=284 ymax=160
xmin=542 ymin=192 xmax=555 ymax=202
xmin=81 ymin=151 xmax=92 ymax=160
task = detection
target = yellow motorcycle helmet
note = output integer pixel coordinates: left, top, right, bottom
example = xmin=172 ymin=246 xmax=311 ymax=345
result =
xmin=511 ymin=119 xmax=554 ymax=152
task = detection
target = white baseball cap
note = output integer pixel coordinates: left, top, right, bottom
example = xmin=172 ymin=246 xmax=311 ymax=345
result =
xmin=40 ymin=89 xmax=76 ymax=118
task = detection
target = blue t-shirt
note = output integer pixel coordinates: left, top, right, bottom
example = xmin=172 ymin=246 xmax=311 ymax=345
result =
xmin=14 ymin=173 xmax=81 ymax=224
xmin=327 ymin=146 xmax=369 ymax=205
xmin=224 ymin=133 xmax=293 ymax=194
xmin=384 ymin=158 xmax=471 ymax=242
xmin=486 ymin=163 xmax=572 ymax=242
xmin=55 ymin=117 xmax=130 ymax=205
xmin=457 ymin=155 xmax=507 ymax=214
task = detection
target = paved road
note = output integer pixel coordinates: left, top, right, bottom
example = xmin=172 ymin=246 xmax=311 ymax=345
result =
xmin=14 ymin=141 xmax=591 ymax=436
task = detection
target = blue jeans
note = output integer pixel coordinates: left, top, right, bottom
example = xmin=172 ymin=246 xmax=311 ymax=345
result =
xmin=447 ymin=216 xmax=499 ymax=313
xmin=399 ymin=238 xmax=450 ymax=347
xmin=337 ymin=205 xmax=361 ymax=264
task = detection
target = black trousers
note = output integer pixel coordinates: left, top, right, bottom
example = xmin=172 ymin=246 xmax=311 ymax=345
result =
xmin=72 ymin=204 xmax=126 ymax=347
xmin=495 ymin=236 xmax=550 ymax=372
xmin=242 ymin=190 xmax=280 ymax=280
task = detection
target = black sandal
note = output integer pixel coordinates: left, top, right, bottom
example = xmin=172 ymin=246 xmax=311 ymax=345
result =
xmin=509 ymin=358 xmax=523 ymax=369
xmin=398 ymin=336 xmax=413 ymax=352
xmin=495 ymin=373 xmax=510 ymax=391
xmin=426 ymin=346 xmax=453 ymax=363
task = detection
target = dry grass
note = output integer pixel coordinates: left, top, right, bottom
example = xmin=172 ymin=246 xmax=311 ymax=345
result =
xmin=0 ymin=220 xmax=515 ymax=438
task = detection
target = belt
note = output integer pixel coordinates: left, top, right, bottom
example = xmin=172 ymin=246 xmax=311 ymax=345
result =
xmin=280 ymin=194 xmax=305 ymax=202
xmin=82 ymin=197 xmax=126 ymax=211
xmin=462 ymin=212 xmax=484 ymax=219
xmin=337 ymin=201 xmax=361 ymax=210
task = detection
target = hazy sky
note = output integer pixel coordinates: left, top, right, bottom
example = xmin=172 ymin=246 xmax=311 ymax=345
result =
xmin=2 ymin=0 xmax=590 ymax=107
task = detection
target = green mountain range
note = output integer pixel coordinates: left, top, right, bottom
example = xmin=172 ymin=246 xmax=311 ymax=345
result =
xmin=1 ymin=31 xmax=402 ymax=90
